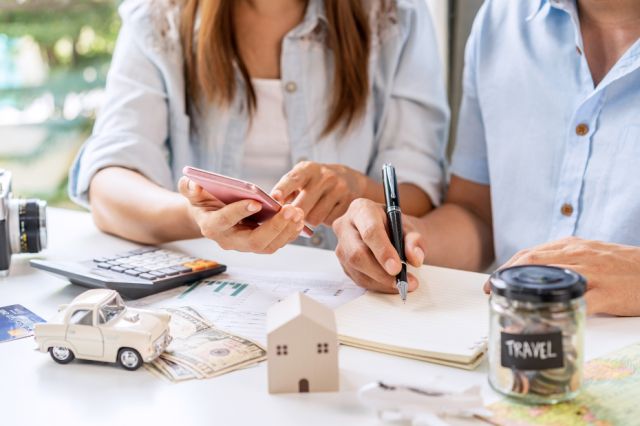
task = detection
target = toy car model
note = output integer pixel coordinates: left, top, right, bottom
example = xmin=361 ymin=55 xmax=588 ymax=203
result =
xmin=34 ymin=289 xmax=171 ymax=370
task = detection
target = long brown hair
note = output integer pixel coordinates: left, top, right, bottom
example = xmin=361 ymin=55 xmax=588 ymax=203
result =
xmin=180 ymin=0 xmax=371 ymax=135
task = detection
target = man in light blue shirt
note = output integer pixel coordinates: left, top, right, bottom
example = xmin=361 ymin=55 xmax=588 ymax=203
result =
xmin=332 ymin=0 xmax=640 ymax=316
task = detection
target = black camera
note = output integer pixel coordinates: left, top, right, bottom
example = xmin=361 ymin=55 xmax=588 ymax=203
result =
xmin=0 ymin=169 xmax=47 ymax=275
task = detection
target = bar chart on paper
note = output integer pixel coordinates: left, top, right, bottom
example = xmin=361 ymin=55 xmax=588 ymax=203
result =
xmin=212 ymin=281 xmax=249 ymax=296
xmin=180 ymin=280 xmax=250 ymax=298
xmin=140 ymin=267 xmax=365 ymax=345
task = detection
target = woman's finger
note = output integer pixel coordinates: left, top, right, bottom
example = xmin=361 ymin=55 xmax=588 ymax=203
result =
xmin=179 ymin=177 xmax=203 ymax=199
xmin=248 ymin=205 xmax=303 ymax=251
xmin=179 ymin=177 xmax=222 ymax=207
xmin=262 ymin=220 xmax=305 ymax=254
xmin=305 ymin=191 xmax=341 ymax=226
xmin=324 ymin=198 xmax=349 ymax=226
xmin=200 ymin=199 xmax=263 ymax=236
xmin=271 ymin=163 xmax=314 ymax=203
xmin=291 ymin=182 xmax=326 ymax=217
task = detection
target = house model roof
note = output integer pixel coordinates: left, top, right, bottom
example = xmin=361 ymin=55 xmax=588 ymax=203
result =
xmin=267 ymin=292 xmax=336 ymax=334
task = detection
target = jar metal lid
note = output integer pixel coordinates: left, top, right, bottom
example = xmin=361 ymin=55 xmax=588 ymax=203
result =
xmin=490 ymin=265 xmax=586 ymax=303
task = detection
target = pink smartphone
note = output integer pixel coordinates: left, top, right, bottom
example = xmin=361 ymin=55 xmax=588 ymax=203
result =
xmin=183 ymin=166 xmax=313 ymax=237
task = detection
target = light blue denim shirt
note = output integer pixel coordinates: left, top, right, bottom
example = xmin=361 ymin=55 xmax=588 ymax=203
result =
xmin=451 ymin=0 xmax=640 ymax=265
xmin=69 ymin=0 xmax=449 ymax=250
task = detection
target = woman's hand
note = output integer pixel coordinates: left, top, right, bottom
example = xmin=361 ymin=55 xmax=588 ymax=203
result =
xmin=179 ymin=177 xmax=304 ymax=254
xmin=271 ymin=162 xmax=368 ymax=227
xmin=485 ymin=237 xmax=640 ymax=316
xmin=332 ymin=198 xmax=426 ymax=293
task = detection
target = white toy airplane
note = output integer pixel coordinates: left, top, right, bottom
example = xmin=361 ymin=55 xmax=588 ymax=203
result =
xmin=358 ymin=381 xmax=494 ymax=426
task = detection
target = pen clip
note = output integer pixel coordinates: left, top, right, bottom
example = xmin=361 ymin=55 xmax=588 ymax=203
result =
xmin=382 ymin=163 xmax=399 ymax=207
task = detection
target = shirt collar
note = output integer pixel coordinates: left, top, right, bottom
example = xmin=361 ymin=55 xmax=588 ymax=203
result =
xmin=526 ymin=0 xmax=574 ymax=22
xmin=289 ymin=0 xmax=328 ymax=39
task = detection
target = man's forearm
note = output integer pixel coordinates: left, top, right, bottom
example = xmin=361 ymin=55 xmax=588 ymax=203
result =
xmin=362 ymin=178 xmax=433 ymax=217
xmin=412 ymin=203 xmax=494 ymax=272
xmin=89 ymin=167 xmax=202 ymax=244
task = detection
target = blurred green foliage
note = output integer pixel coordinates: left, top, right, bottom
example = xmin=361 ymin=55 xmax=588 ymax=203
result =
xmin=0 ymin=0 xmax=120 ymax=69
xmin=0 ymin=0 xmax=121 ymax=208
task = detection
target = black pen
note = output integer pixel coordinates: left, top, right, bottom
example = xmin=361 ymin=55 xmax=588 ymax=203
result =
xmin=382 ymin=163 xmax=408 ymax=303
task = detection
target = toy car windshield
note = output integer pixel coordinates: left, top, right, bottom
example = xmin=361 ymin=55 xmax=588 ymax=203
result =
xmin=99 ymin=294 xmax=126 ymax=323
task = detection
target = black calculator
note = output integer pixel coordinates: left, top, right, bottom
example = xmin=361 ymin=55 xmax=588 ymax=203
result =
xmin=30 ymin=247 xmax=226 ymax=299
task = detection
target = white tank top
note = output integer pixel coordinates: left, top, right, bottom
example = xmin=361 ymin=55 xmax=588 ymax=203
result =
xmin=241 ymin=79 xmax=292 ymax=192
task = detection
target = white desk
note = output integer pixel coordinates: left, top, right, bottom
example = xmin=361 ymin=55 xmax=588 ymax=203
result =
xmin=1 ymin=208 xmax=639 ymax=425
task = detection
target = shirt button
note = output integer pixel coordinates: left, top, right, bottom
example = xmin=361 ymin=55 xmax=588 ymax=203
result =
xmin=560 ymin=203 xmax=574 ymax=217
xmin=311 ymin=233 xmax=324 ymax=247
xmin=575 ymin=123 xmax=589 ymax=136
xmin=285 ymin=81 xmax=297 ymax=93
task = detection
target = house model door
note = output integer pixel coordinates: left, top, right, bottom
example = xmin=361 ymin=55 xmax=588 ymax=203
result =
xmin=298 ymin=378 xmax=309 ymax=393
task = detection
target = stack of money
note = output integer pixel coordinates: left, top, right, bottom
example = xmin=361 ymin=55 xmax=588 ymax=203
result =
xmin=145 ymin=306 xmax=267 ymax=382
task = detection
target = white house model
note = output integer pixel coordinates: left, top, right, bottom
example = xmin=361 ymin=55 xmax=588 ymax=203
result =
xmin=267 ymin=292 xmax=339 ymax=394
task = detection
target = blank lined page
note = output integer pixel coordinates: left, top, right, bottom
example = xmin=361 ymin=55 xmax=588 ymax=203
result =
xmin=336 ymin=265 xmax=490 ymax=364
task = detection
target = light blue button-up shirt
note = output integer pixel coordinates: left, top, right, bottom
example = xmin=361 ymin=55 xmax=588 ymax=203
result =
xmin=451 ymin=0 xmax=640 ymax=265
xmin=68 ymin=0 xmax=449 ymax=249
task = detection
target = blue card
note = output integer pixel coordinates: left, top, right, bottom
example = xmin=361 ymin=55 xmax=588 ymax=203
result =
xmin=0 ymin=304 xmax=46 ymax=343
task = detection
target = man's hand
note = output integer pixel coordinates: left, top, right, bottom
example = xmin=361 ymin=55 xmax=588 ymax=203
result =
xmin=486 ymin=237 xmax=640 ymax=316
xmin=333 ymin=198 xmax=426 ymax=293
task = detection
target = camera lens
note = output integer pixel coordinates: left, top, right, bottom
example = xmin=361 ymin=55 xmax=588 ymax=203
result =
xmin=8 ymin=199 xmax=47 ymax=254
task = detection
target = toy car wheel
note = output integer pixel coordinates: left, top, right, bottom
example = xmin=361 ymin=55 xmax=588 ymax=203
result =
xmin=49 ymin=346 xmax=75 ymax=364
xmin=118 ymin=348 xmax=142 ymax=371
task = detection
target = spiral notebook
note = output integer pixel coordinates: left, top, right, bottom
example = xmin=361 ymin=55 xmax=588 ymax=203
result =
xmin=336 ymin=265 xmax=490 ymax=370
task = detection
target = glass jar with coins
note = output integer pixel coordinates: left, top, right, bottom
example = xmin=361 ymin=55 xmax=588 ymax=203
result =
xmin=488 ymin=265 xmax=586 ymax=405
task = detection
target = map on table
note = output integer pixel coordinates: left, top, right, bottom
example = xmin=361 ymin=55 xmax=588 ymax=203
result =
xmin=489 ymin=342 xmax=640 ymax=426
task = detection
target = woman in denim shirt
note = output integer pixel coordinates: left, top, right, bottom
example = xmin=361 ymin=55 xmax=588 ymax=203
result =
xmin=69 ymin=0 xmax=448 ymax=253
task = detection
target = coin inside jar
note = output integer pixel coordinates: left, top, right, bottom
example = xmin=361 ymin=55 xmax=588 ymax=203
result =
xmin=488 ymin=265 xmax=586 ymax=405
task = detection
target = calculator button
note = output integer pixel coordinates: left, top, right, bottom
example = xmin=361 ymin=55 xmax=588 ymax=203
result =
xmin=159 ymin=268 xmax=180 ymax=276
xmin=111 ymin=266 xmax=125 ymax=273
xmin=171 ymin=265 xmax=192 ymax=273
xmin=135 ymin=268 xmax=150 ymax=273
xmin=150 ymin=271 xmax=166 ymax=278
xmin=94 ymin=257 xmax=108 ymax=263
xmin=124 ymin=269 xmax=141 ymax=276
xmin=138 ymin=273 xmax=156 ymax=280
xmin=130 ymin=248 xmax=157 ymax=255
xmin=97 ymin=263 xmax=112 ymax=269
xmin=184 ymin=260 xmax=219 ymax=271
xmin=146 ymin=264 xmax=165 ymax=271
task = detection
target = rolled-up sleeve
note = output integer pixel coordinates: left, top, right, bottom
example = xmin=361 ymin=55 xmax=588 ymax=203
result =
xmin=68 ymin=2 xmax=172 ymax=208
xmin=370 ymin=0 xmax=450 ymax=207
xmin=450 ymin=5 xmax=490 ymax=186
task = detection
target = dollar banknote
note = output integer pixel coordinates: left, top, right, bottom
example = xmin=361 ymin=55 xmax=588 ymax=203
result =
xmin=163 ymin=327 xmax=267 ymax=378
xmin=149 ymin=306 xmax=266 ymax=382
xmin=160 ymin=306 xmax=212 ymax=339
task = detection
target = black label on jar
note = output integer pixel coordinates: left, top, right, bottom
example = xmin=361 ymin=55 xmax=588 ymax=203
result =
xmin=500 ymin=332 xmax=564 ymax=370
